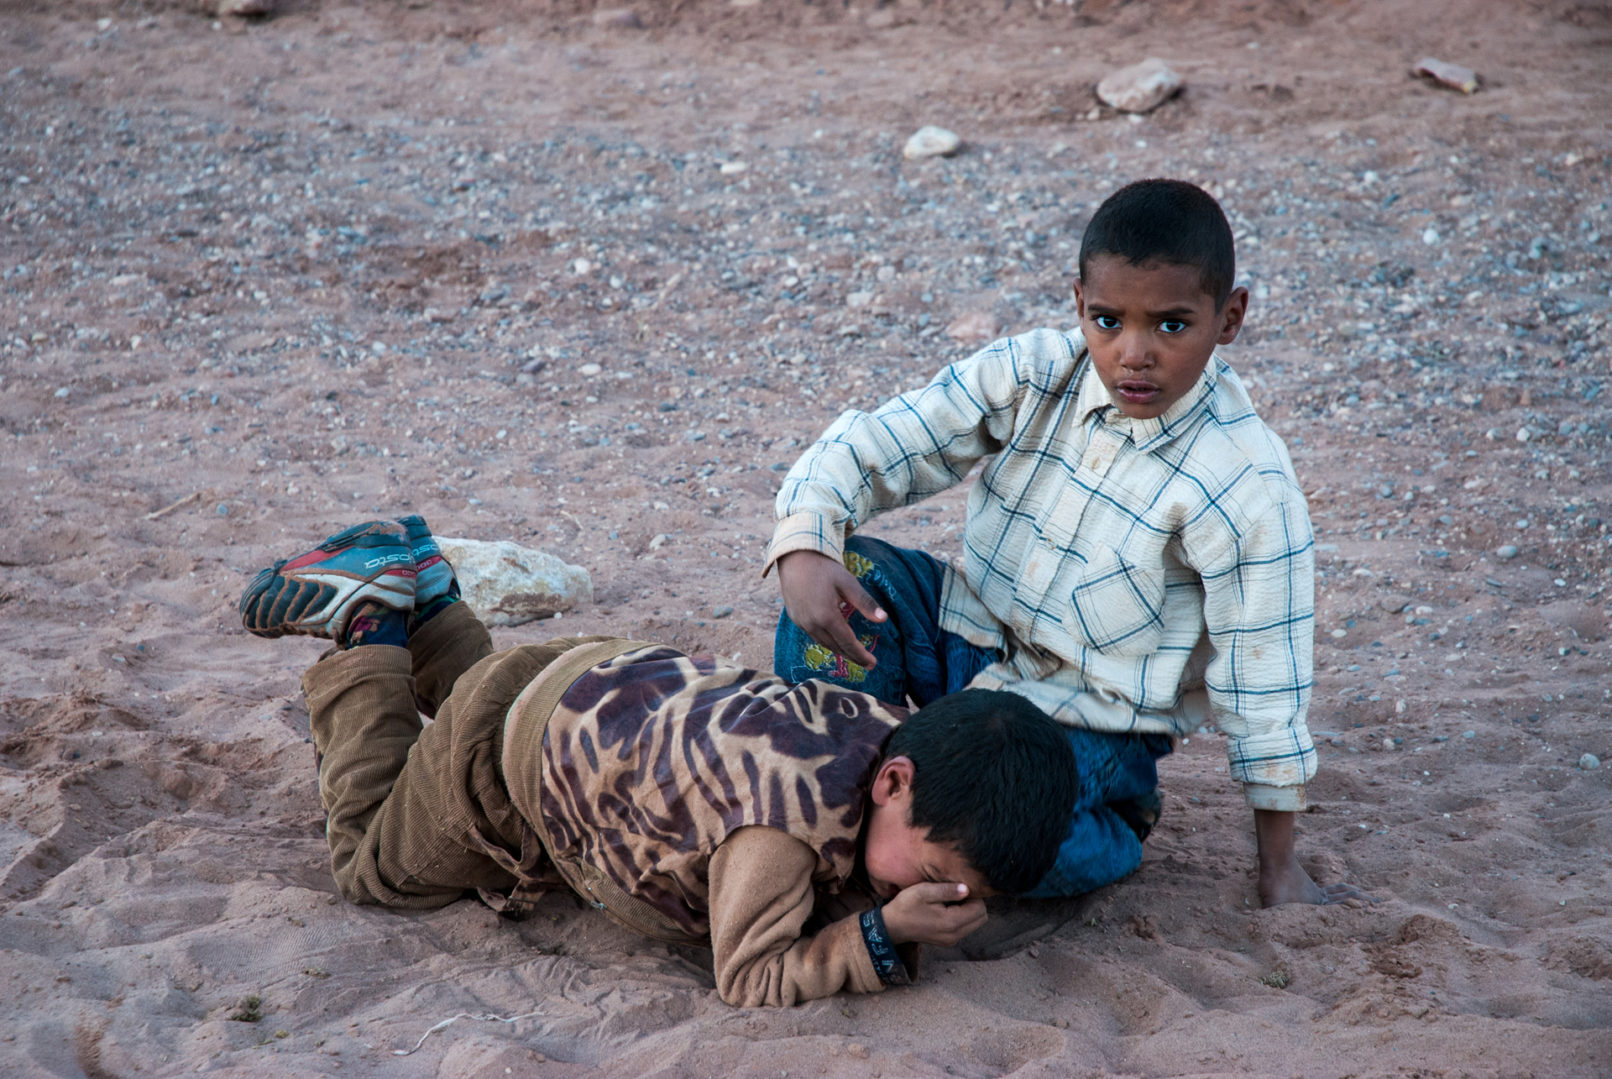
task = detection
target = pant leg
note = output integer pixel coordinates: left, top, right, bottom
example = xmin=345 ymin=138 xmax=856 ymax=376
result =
xmin=773 ymin=535 xmax=996 ymax=708
xmin=301 ymin=628 xmax=612 ymax=909
xmin=1025 ymin=730 xmax=1174 ymax=899
xmin=406 ymin=600 xmax=495 ymax=717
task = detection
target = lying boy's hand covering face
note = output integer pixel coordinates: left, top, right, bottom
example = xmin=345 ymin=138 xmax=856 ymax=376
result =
xmin=860 ymin=755 xmax=997 ymax=904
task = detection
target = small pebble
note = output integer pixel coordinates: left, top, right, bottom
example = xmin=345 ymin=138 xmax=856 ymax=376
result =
xmin=1096 ymin=57 xmax=1182 ymax=113
xmin=712 ymin=606 xmax=734 ymax=619
xmin=1580 ymin=753 xmax=1601 ymax=771
xmin=1495 ymin=545 xmax=1519 ymax=561
xmin=1463 ymin=730 xmax=1477 ymax=739
xmin=903 ymin=125 xmax=961 ymax=160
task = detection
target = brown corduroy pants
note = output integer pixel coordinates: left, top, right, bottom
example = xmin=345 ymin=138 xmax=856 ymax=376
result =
xmin=298 ymin=601 xmax=607 ymax=909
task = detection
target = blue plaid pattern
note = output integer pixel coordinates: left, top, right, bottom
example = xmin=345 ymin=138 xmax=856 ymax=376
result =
xmin=768 ymin=328 xmax=1318 ymax=805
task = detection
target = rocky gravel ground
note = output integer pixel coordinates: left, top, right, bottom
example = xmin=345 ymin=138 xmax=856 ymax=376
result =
xmin=1 ymin=2 xmax=1609 ymax=1076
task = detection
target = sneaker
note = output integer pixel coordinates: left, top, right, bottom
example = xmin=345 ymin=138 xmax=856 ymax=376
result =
xmin=239 ymin=521 xmax=416 ymax=642
xmin=397 ymin=514 xmax=460 ymax=609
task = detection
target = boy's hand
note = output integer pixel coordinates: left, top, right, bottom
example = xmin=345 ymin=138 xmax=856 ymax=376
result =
xmin=880 ymin=883 xmax=988 ymax=947
xmin=776 ymin=550 xmax=887 ymax=669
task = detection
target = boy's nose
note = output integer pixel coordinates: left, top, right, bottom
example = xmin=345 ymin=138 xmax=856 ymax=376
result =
xmin=1118 ymin=334 xmax=1152 ymax=369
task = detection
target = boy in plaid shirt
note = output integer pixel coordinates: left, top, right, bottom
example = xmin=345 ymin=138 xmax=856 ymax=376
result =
xmin=769 ymin=178 xmax=1370 ymax=907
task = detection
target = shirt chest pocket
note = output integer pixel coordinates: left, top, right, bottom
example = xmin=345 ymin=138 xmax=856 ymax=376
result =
xmin=1061 ymin=546 xmax=1168 ymax=658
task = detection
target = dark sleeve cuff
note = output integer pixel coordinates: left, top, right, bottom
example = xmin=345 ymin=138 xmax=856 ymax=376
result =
xmin=859 ymin=905 xmax=913 ymax=986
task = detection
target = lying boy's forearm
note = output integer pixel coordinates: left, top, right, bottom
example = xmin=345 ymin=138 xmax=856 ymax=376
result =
xmin=707 ymin=827 xmax=891 ymax=1007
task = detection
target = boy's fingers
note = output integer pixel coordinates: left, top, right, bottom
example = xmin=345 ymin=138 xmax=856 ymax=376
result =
xmin=837 ymin=575 xmax=887 ymax=624
xmin=820 ymin=618 xmax=876 ymax=669
xmin=905 ymin=882 xmax=972 ymax=905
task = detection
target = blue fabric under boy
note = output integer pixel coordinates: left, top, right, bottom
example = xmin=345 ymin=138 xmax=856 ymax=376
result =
xmin=775 ymin=534 xmax=1173 ymax=899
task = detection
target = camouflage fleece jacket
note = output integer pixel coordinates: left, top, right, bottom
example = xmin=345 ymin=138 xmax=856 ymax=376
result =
xmin=499 ymin=638 xmax=913 ymax=1007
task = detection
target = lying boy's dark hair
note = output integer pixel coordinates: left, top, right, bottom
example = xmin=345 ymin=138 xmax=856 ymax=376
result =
xmin=888 ymin=689 xmax=1079 ymax=894
xmin=1079 ymin=177 xmax=1237 ymax=307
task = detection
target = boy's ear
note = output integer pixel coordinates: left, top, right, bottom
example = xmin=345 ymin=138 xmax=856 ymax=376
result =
xmin=870 ymin=756 xmax=916 ymax=807
xmin=1072 ymin=278 xmax=1087 ymax=321
xmin=1216 ymin=285 xmax=1250 ymax=345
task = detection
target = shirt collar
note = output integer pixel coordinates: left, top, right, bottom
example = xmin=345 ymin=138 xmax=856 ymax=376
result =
xmin=1076 ymin=352 xmax=1224 ymax=452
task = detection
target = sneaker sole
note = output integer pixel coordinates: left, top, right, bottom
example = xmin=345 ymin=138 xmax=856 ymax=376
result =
xmin=240 ymin=523 xmax=415 ymax=639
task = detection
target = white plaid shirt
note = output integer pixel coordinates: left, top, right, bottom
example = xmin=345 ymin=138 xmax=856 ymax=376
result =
xmin=768 ymin=328 xmax=1317 ymax=809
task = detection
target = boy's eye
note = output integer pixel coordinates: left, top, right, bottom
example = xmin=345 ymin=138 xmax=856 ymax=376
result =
xmin=1093 ymin=315 xmax=1120 ymax=331
xmin=1159 ymin=319 xmax=1187 ymax=334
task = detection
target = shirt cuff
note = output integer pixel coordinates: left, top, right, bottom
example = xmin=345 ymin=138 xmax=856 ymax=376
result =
xmin=1243 ymin=783 xmax=1308 ymax=812
xmin=858 ymin=906 xmax=913 ymax=986
xmin=763 ymin=512 xmax=846 ymax=577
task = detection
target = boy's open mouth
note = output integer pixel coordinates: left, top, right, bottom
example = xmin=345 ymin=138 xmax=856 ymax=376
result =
xmin=1115 ymin=380 xmax=1160 ymax=403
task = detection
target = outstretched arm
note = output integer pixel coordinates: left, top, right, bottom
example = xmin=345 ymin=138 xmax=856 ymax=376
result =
xmin=708 ymin=827 xmax=888 ymax=1007
xmin=1255 ymin=809 xmax=1375 ymax=907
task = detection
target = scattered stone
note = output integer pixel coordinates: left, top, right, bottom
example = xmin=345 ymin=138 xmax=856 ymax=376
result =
xmin=846 ymin=290 xmax=874 ymax=309
xmin=944 ymin=311 xmax=1001 ymax=344
xmin=1096 ymin=57 xmax=1182 ymax=114
xmin=718 ymin=160 xmax=748 ymax=175
xmin=1463 ymin=730 xmax=1477 ymax=739
xmin=1580 ymin=753 xmax=1601 ymax=771
xmin=214 ymin=0 xmax=276 ymax=15
xmin=1413 ymin=57 xmax=1480 ymax=94
xmin=592 ymin=8 xmax=643 ymax=30
xmin=578 ymin=362 xmax=602 ymax=377
xmin=1495 ymin=544 xmax=1519 ymax=561
xmin=1516 ymin=426 xmax=1534 ymax=443
xmin=434 ymin=537 xmax=593 ymax=627
xmin=712 ymin=606 xmax=734 ymax=619
xmin=648 ymin=533 xmax=670 ymax=550
xmin=903 ymin=126 xmax=961 ymax=160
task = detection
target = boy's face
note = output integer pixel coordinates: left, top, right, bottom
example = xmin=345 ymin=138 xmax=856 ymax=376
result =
xmin=860 ymin=757 xmax=995 ymax=902
xmin=1073 ymin=255 xmax=1249 ymax=420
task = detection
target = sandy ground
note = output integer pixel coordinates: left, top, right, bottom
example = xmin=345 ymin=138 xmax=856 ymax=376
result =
xmin=2 ymin=0 xmax=1610 ymax=1075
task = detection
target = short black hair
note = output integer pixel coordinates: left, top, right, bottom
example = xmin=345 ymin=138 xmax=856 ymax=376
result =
xmin=1079 ymin=178 xmax=1236 ymax=307
xmin=887 ymin=689 xmax=1077 ymax=895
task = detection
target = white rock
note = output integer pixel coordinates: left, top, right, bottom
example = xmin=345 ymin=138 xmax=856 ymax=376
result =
xmin=1413 ymin=57 xmax=1479 ymax=95
xmin=435 ymin=537 xmax=592 ymax=627
xmin=215 ymin=0 xmax=276 ymax=14
xmin=578 ymin=362 xmax=603 ymax=377
xmin=1096 ymin=58 xmax=1182 ymax=114
xmin=903 ymin=126 xmax=961 ymax=160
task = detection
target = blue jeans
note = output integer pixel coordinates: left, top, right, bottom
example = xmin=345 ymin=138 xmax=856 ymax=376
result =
xmin=774 ymin=535 xmax=1171 ymax=898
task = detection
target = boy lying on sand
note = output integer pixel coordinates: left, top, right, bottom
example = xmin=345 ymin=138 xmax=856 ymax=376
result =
xmin=238 ymin=517 xmax=1078 ymax=1006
